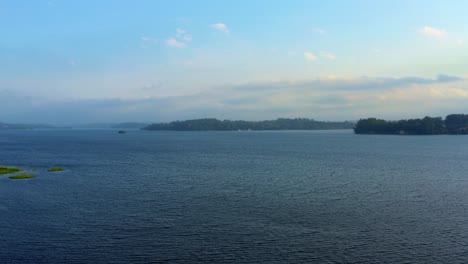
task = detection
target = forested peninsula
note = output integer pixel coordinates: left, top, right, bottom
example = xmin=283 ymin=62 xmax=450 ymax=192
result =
xmin=354 ymin=114 xmax=468 ymax=135
xmin=143 ymin=118 xmax=354 ymax=131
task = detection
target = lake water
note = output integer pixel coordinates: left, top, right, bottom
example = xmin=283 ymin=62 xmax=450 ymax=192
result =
xmin=2 ymin=129 xmax=468 ymax=263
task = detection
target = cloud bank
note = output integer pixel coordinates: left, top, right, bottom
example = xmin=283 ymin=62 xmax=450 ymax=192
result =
xmin=420 ymin=26 xmax=447 ymax=39
xmin=1 ymin=75 xmax=466 ymax=125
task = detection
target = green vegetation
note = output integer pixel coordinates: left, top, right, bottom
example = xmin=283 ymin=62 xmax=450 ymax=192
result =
xmin=354 ymin=114 xmax=468 ymax=135
xmin=143 ymin=118 xmax=355 ymax=131
xmin=9 ymin=174 xmax=34 ymax=180
xmin=0 ymin=167 xmax=22 ymax=175
xmin=48 ymin=167 xmax=64 ymax=172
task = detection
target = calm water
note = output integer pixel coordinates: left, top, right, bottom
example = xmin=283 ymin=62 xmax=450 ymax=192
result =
xmin=2 ymin=129 xmax=468 ymax=263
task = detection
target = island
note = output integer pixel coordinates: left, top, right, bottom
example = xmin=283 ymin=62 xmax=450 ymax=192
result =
xmin=9 ymin=174 xmax=34 ymax=180
xmin=0 ymin=166 xmax=67 ymax=181
xmin=143 ymin=118 xmax=355 ymax=131
xmin=354 ymin=114 xmax=468 ymax=135
xmin=48 ymin=167 xmax=64 ymax=172
xmin=0 ymin=166 xmax=22 ymax=174
xmin=0 ymin=166 xmax=34 ymax=180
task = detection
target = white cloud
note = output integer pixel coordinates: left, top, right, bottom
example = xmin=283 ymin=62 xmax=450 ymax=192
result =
xmin=176 ymin=28 xmax=186 ymax=36
xmin=141 ymin=36 xmax=158 ymax=43
xmin=183 ymin=35 xmax=192 ymax=42
xmin=166 ymin=38 xmax=186 ymax=48
xmin=166 ymin=29 xmax=191 ymax=48
xmin=457 ymin=39 xmax=463 ymax=46
xmin=321 ymin=52 xmax=336 ymax=60
xmin=420 ymin=26 xmax=447 ymax=39
xmin=304 ymin=52 xmax=317 ymax=61
xmin=211 ymin=23 xmax=229 ymax=34
xmin=176 ymin=28 xmax=192 ymax=42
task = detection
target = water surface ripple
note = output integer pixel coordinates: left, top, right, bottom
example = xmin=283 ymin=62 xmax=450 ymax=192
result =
xmin=1 ymin=130 xmax=468 ymax=263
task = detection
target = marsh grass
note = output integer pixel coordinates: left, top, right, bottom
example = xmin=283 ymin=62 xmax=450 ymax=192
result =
xmin=0 ymin=167 xmax=22 ymax=175
xmin=48 ymin=167 xmax=64 ymax=172
xmin=9 ymin=174 xmax=34 ymax=180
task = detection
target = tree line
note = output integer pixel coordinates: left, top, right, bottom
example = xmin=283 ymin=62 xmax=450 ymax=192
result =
xmin=143 ymin=118 xmax=355 ymax=131
xmin=354 ymin=114 xmax=468 ymax=135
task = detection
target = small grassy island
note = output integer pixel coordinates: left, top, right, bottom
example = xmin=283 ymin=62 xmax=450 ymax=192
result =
xmin=48 ymin=167 xmax=64 ymax=172
xmin=0 ymin=167 xmax=22 ymax=175
xmin=9 ymin=174 xmax=34 ymax=180
xmin=0 ymin=165 xmax=66 ymax=180
xmin=355 ymin=114 xmax=468 ymax=135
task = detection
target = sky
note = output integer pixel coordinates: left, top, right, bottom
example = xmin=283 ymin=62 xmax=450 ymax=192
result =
xmin=1 ymin=0 xmax=468 ymax=124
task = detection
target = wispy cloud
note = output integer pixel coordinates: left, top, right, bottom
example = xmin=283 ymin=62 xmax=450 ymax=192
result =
xmin=176 ymin=28 xmax=186 ymax=36
xmin=166 ymin=38 xmax=187 ymax=48
xmin=304 ymin=52 xmax=317 ymax=61
xmin=140 ymin=36 xmax=158 ymax=48
xmin=141 ymin=36 xmax=158 ymax=43
xmin=166 ymin=28 xmax=191 ymax=48
xmin=321 ymin=52 xmax=336 ymax=60
xmin=182 ymin=35 xmax=192 ymax=42
xmin=420 ymin=26 xmax=447 ymax=39
xmin=211 ymin=23 xmax=230 ymax=34
xmin=176 ymin=28 xmax=192 ymax=42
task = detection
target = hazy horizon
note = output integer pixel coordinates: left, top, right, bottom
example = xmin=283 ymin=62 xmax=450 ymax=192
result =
xmin=2 ymin=1 xmax=468 ymax=124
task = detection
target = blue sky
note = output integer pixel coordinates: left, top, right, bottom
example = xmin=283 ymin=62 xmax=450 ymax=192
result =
xmin=1 ymin=0 xmax=468 ymax=124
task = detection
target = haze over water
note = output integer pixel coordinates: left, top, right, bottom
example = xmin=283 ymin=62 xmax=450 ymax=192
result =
xmin=2 ymin=129 xmax=468 ymax=263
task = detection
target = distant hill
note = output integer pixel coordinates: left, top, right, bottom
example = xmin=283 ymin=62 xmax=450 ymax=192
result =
xmin=73 ymin=123 xmax=116 ymax=129
xmin=111 ymin=122 xmax=149 ymax=129
xmin=73 ymin=122 xmax=148 ymax=129
xmin=354 ymin=114 xmax=468 ymax=135
xmin=0 ymin=122 xmax=54 ymax=130
xmin=143 ymin=118 xmax=355 ymax=131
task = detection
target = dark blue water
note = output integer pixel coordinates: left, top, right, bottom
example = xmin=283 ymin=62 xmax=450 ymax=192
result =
xmin=2 ymin=129 xmax=468 ymax=263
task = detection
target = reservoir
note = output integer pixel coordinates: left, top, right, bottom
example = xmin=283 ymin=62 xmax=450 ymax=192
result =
xmin=1 ymin=129 xmax=468 ymax=263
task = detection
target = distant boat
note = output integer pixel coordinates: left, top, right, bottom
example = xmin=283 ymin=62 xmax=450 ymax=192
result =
xmin=118 ymin=130 xmax=126 ymax=134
